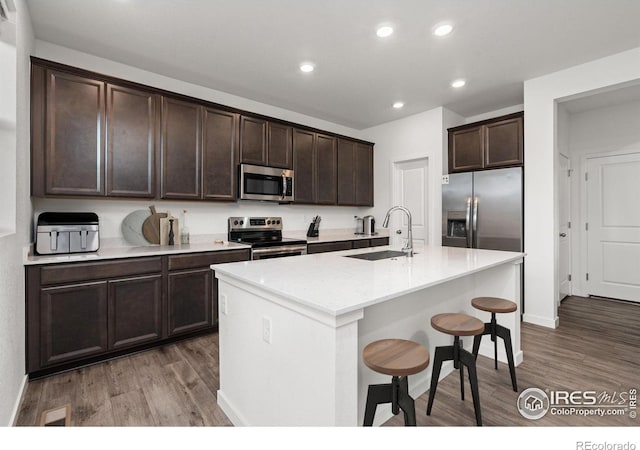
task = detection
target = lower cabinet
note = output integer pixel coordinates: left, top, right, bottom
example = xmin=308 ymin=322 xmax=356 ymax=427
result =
xmin=26 ymin=249 xmax=250 ymax=376
xmin=307 ymin=237 xmax=390 ymax=254
xmin=168 ymin=268 xmax=212 ymax=336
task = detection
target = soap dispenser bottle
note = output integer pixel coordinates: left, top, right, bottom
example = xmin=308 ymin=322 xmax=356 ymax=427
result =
xmin=180 ymin=209 xmax=190 ymax=244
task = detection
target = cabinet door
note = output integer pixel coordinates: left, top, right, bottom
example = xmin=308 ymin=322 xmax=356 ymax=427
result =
xmin=484 ymin=116 xmax=523 ymax=168
xmin=316 ymin=134 xmax=337 ymax=204
xmin=267 ymin=122 xmax=293 ymax=169
xmin=240 ymin=116 xmax=267 ymax=165
xmin=337 ymin=138 xmax=356 ymax=205
xmin=168 ymin=268 xmax=213 ymax=336
xmin=108 ymin=275 xmax=162 ymax=350
xmin=355 ymin=143 xmax=374 ymax=206
xmin=106 ymin=84 xmax=157 ymax=197
xmin=161 ymin=97 xmax=201 ymax=199
xmin=40 ymin=281 xmax=108 ymax=367
xmin=203 ymin=108 xmax=238 ymax=200
xmin=449 ymin=126 xmax=484 ymax=173
xmin=293 ymin=129 xmax=316 ymax=203
xmin=45 ymin=70 xmax=105 ymax=196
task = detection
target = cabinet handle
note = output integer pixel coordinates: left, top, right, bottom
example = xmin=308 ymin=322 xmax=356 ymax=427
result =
xmin=559 ymin=232 xmax=567 ymax=237
xmin=396 ymin=229 xmax=402 ymax=235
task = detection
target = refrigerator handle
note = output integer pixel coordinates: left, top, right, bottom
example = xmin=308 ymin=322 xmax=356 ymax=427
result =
xmin=465 ymin=197 xmax=472 ymax=248
xmin=472 ymin=197 xmax=479 ymax=248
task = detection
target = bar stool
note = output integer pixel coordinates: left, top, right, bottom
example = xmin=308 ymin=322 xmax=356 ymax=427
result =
xmin=471 ymin=297 xmax=518 ymax=392
xmin=426 ymin=313 xmax=485 ymax=426
xmin=362 ymin=338 xmax=430 ymax=426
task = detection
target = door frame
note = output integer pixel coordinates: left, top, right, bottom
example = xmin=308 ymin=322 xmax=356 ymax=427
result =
xmin=579 ymin=148 xmax=640 ymax=298
xmin=557 ymin=152 xmax=572 ymax=307
xmin=390 ymin=156 xmax=430 ymax=248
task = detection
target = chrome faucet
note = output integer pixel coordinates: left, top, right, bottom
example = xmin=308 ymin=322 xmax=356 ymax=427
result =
xmin=382 ymin=206 xmax=413 ymax=257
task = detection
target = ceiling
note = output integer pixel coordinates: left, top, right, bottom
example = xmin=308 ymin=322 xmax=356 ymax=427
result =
xmin=25 ymin=0 xmax=640 ymax=129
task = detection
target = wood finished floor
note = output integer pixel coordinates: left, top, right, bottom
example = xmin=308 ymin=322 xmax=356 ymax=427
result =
xmin=15 ymin=296 xmax=640 ymax=426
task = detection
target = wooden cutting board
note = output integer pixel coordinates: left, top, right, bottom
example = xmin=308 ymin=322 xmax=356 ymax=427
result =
xmin=142 ymin=205 xmax=167 ymax=244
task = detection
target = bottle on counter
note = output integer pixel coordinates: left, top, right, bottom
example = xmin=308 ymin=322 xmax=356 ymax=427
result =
xmin=181 ymin=209 xmax=190 ymax=244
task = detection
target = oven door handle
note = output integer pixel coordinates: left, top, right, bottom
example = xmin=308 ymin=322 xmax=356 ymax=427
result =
xmin=252 ymin=244 xmax=307 ymax=257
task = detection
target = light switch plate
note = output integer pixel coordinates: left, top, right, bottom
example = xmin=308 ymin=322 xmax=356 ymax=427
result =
xmin=220 ymin=294 xmax=227 ymax=315
xmin=262 ymin=317 xmax=272 ymax=344
xmin=441 ymin=175 xmax=450 ymax=184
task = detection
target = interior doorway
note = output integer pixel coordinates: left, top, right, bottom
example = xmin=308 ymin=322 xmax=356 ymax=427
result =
xmin=391 ymin=158 xmax=429 ymax=250
xmin=585 ymin=151 xmax=640 ymax=303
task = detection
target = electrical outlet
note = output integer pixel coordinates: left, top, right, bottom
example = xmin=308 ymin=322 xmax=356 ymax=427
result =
xmin=220 ymin=294 xmax=227 ymax=315
xmin=441 ymin=175 xmax=450 ymax=184
xmin=262 ymin=317 xmax=272 ymax=344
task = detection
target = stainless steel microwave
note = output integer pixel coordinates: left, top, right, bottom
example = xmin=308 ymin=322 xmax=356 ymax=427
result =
xmin=239 ymin=164 xmax=294 ymax=202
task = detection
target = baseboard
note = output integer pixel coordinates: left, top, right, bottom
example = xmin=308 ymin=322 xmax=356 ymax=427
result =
xmin=10 ymin=374 xmax=28 ymax=426
xmin=217 ymin=390 xmax=247 ymax=426
xmin=522 ymin=313 xmax=559 ymax=329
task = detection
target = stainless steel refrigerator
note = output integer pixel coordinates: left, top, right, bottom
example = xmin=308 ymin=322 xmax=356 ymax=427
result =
xmin=442 ymin=167 xmax=523 ymax=252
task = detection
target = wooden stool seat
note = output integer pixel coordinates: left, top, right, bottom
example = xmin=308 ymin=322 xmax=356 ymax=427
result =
xmin=471 ymin=297 xmax=517 ymax=314
xmin=363 ymin=339 xmax=430 ymax=376
xmin=431 ymin=313 xmax=485 ymax=336
xmin=362 ymin=339 xmax=430 ymax=426
xmin=471 ymin=297 xmax=518 ymax=392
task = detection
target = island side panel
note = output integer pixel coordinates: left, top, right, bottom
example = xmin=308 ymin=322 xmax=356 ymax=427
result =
xmin=216 ymin=277 xmax=362 ymax=426
xmin=357 ymin=260 xmax=522 ymax=426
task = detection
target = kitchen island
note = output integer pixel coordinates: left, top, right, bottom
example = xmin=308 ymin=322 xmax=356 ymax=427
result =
xmin=212 ymin=245 xmax=524 ymax=426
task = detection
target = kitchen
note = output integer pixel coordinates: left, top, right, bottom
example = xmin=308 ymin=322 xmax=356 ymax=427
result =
xmin=2 ymin=0 xmax=640 ymax=446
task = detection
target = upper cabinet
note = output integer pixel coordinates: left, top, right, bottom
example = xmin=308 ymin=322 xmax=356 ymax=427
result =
xmin=337 ymin=139 xmax=373 ymax=206
xmin=448 ymin=112 xmax=523 ymax=173
xmin=239 ymin=116 xmax=293 ymax=169
xmin=107 ymin=84 xmax=157 ymax=198
xmin=30 ymin=58 xmax=373 ymax=206
xmin=160 ymin=97 xmax=202 ymax=200
xmin=32 ymin=67 xmax=106 ymax=197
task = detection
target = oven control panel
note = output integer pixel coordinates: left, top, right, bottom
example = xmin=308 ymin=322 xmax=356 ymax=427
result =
xmin=228 ymin=216 xmax=283 ymax=231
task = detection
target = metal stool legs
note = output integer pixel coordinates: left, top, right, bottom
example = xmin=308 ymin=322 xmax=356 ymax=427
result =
xmin=472 ymin=312 xmax=518 ymax=391
xmin=363 ymin=376 xmax=416 ymax=426
xmin=426 ymin=336 xmax=482 ymax=426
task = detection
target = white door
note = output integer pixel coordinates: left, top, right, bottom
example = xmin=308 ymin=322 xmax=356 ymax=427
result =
xmin=586 ymin=152 xmax=640 ymax=303
xmin=558 ymin=154 xmax=572 ymax=304
xmin=392 ymin=158 xmax=428 ymax=250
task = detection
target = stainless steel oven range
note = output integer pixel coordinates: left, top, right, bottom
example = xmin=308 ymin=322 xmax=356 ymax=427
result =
xmin=228 ymin=216 xmax=307 ymax=260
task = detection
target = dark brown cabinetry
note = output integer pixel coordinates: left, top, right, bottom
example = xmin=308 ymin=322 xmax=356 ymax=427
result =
xmin=202 ymin=108 xmax=238 ymax=200
xmin=26 ymin=248 xmax=250 ymax=377
xmin=30 ymin=58 xmax=373 ymax=206
xmin=240 ymin=116 xmax=294 ymax=169
xmin=107 ymin=84 xmax=157 ymax=197
xmin=448 ymin=112 xmax=523 ymax=173
xmin=337 ymin=139 xmax=373 ymax=206
xmin=267 ymin=122 xmax=293 ymax=169
xmin=292 ymin=129 xmax=338 ymax=205
xmin=306 ymin=237 xmax=389 ymax=254
xmin=35 ymin=68 xmax=106 ymax=196
xmin=161 ymin=97 xmax=202 ymax=199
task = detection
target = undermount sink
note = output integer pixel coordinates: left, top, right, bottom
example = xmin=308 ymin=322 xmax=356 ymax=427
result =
xmin=345 ymin=250 xmax=410 ymax=261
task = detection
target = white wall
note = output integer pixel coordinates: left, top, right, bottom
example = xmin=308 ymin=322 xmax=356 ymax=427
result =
xmin=31 ymin=41 xmax=375 ymax=239
xmin=0 ymin=20 xmax=17 ymax=233
xmin=523 ymin=47 xmax=640 ymax=328
xmin=361 ymin=107 xmax=464 ymax=247
xmin=566 ymin=99 xmax=640 ymax=298
xmin=464 ymin=104 xmax=524 ymax=124
xmin=0 ymin=0 xmax=34 ymax=426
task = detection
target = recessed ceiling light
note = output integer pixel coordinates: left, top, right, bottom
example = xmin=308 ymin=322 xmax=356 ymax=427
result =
xmin=299 ymin=63 xmax=315 ymax=73
xmin=451 ymin=79 xmax=466 ymax=88
xmin=433 ymin=23 xmax=453 ymax=37
xmin=376 ymin=26 xmax=394 ymax=38
xmin=393 ymin=102 xmax=405 ymax=109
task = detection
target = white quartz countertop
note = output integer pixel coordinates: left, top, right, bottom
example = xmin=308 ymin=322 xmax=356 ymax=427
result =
xmin=284 ymin=228 xmax=389 ymax=244
xmin=24 ymin=236 xmax=250 ymax=266
xmin=213 ymin=245 xmax=524 ymax=316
